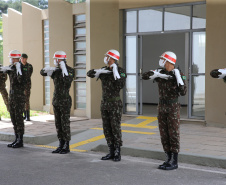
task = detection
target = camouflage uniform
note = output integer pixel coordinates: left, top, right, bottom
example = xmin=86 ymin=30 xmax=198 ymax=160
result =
xmin=0 ymin=73 xmax=9 ymax=111
xmin=99 ymin=66 xmax=127 ymax=147
xmin=22 ymin=63 xmax=33 ymax=111
xmin=40 ymin=64 xmax=74 ymax=141
xmin=0 ymin=63 xmax=26 ymax=135
xmin=155 ymin=68 xmax=187 ymax=153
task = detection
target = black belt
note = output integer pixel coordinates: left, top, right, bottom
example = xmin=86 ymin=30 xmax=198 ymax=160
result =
xmin=159 ymin=98 xmax=178 ymax=105
xmin=103 ymin=96 xmax=120 ymax=102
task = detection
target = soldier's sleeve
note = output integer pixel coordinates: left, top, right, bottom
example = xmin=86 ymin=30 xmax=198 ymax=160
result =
xmin=114 ymin=68 xmax=127 ymax=90
xmin=29 ymin=64 xmax=33 ymax=77
xmin=223 ymin=76 xmax=226 ymax=83
xmin=40 ymin=69 xmax=47 ymax=77
xmin=62 ymin=68 xmax=74 ymax=86
xmin=178 ymin=72 xmax=187 ymax=96
xmin=4 ymin=73 xmax=7 ymax=82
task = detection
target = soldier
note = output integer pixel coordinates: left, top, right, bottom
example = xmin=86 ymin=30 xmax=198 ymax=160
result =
xmin=0 ymin=64 xmax=9 ymax=121
xmin=40 ymin=51 xmax=74 ymax=154
xmin=142 ymin=51 xmax=187 ymax=170
xmin=21 ymin=53 xmax=33 ymax=121
xmin=87 ymin=49 xmax=127 ymax=162
xmin=0 ymin=50 xmax=26 ymax=148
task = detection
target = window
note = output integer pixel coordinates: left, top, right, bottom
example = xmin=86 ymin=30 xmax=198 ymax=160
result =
xmin=74 ymin=14 xmax=86 ymax=109
xmin=43 ymin=19 xmax=50 ymax=106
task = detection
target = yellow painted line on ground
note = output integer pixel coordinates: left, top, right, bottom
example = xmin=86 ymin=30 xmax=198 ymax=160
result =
xmin=36 ymin=145 xmax=87 ymax=152
xmin=121 ymin=123 xmax=157 ymax=129
xmin=69 ymin=134 xmax=105 ymax=149
xmin=91 ymin=128 xmax=156 ymax=135
xmin=136 ymin=118 xmax=158 ymax=127
xmin=136 ymin=116 xmax=157 ymax=120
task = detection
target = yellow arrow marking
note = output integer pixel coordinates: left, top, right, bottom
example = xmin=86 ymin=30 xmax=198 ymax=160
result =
xmin=69 ymin=134 xmax=105 ymax=149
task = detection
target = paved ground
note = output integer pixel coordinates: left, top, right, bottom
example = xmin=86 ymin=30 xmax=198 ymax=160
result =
xmin=1 ymin=142 xmax=226 ymax=185
xmin=0 ymin=114 xmax=226 ymax=168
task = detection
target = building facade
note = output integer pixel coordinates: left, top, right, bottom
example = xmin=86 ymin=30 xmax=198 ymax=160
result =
xmin=2 ymin=0 xmax=226 ymax=127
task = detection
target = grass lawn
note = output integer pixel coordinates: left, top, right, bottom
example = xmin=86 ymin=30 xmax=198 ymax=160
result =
xmin=0 ymin=94 xmax=49 ymax=118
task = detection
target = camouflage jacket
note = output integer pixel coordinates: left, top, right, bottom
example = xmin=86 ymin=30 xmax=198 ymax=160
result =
xmin=40 ymin=64 xmax=74 ymax=107
xmin=155 ymin=68 xmax=187 ymax=100
xmin=0 ymin=63 xmax=26 ymax=99
xmin=99 ymin=66 xmax=127 ymax=110
xmin=0 ymin=73 xmax=7 ymax=88
xmin=22 ymin=62 xmax=33 ymax=87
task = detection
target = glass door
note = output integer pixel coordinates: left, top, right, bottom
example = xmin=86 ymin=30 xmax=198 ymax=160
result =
xmin=189 ymin=32 xmax=206 ymax=118
xmin=124 ymin=36 xmax=142 ymax=114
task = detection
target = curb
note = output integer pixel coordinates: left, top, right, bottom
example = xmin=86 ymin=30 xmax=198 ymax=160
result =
xmin=0 ymin=130 xmax=86 ymax=145
xmin=92 ymin=144 xmax=226 ymax=169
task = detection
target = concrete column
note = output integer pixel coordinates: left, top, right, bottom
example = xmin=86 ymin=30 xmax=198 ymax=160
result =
xmin=48 ymin=0 xmax=74 ymax=115
xmin=2 ymin=14 xmax=9 ymax=66
xmin=86 ymin=0 xmax=120 ymax=118
xmin=205 ymin=0 xmax=226 ymax=127
xmin=22 ymin=2 xmax=44 ymax=111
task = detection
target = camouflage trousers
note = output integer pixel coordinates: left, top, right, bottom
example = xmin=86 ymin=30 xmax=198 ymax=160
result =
xmin=0 ymin=86 xmax=9 ymax=111
xmin=158 ymin=103 xmax=180 ymax=153
xmin=101 ymin=108 xmax=122 ymax=147
xmin=53 ymin=105 xmax=71 ymax=141
xmin=24 ymin=87 xmax=31 ymax=111
xmin=9 ymin=97 xmax=25 ymax=135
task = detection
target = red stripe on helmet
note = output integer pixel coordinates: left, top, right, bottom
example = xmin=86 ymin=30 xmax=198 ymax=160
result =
xmin=163 ymin=53 xmax=176 ymax=63
xmin=10 ymin=54 xmax=21 ymax=57
xmin=107 ymin=51 xmax=120 ymax=60
xmin=55 ymin=54 xmax=66 ymax=58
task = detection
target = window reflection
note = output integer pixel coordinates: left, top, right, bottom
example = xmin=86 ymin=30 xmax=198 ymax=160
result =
xmin=126 ymin=11 xmax=137 ymax=33
xmin=139 ymin=9 xmax=162 ymax=32
xmin=165 ymin=6 xmax=190 ymax=30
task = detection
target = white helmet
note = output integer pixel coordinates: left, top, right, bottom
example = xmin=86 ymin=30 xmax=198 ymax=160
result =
xmin=106 ymin=49 xmax=120 ymax=61
xmin=160 ymin=51 xmax=177 ymax=65
xmin=53 ymin=51 xmax=67 ymax=59
xmin=8 ymin=50 xmax=21 ymax=58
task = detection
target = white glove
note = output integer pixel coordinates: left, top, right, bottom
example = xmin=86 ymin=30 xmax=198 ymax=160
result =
xmin=15 ymin=62 xmax=22 ymax=75
xmin=59 ymin=61 xmax=68 ymax=77
xmin=110 ymin=63 xmax=121 ymax=80
xmin=0 ymin=66 xmax=12 ymax=72
xmin=94 ymin=68 xmax=112 ymax=78
xmin=43 ymin=67 xmax=56 ymax=76
xmin=149 ymin=69 xmax=172 ymax=80
xmin=217 ymin=69 xmax=226 ymax=79
xmin=173 ymin=69 xmax=184 ymax=86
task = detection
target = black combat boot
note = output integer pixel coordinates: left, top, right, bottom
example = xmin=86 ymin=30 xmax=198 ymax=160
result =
xmin=12 ymin=134 xmax=24 ymax=148
xmin=113 ymin=146 xmax=121 ymax=162
xmin=101 ymin=144 xmax=115 ymax=160
xmin=7 ymin=134 xmax=18 ymax=147
xmin=164 ymin=153 xmax=178 ymax=170
xmin=59 ymin=141 xmax=70 ymax=154
xmin=158 ymin=152 xmax=172 ymax=169
xmin=26 ymin=110 xmax=31 ymax=121
xmin=52 ymin=140 xmax=65 ymax=153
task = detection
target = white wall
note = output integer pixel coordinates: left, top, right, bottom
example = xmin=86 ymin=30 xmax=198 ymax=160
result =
xmin=142 ymin=33 xmax=188 ymax=105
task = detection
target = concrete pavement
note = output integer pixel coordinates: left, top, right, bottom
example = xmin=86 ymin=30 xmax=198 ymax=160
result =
xmin=1 ymin=142 xmax=226 ymax=185
xmin=0 ymin=114 xmax=226 ymax=169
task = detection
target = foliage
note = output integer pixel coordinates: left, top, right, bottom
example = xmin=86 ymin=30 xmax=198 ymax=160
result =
xmin=0 ymin=0 xmax=48 ymax=14
xmin=0 ymin=94 xmax=49 ymax=118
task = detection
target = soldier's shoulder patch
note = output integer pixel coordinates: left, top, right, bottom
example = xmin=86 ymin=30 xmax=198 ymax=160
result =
xmin=120 ymin=73 xmax=126 ymax=77
xmin=182 ymin=76 xmax=186 ymax=80
xmin=69 ymin=73 xmax=73 ymax=76
xmin=23 ymin=68 xmax=28 ymax=71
